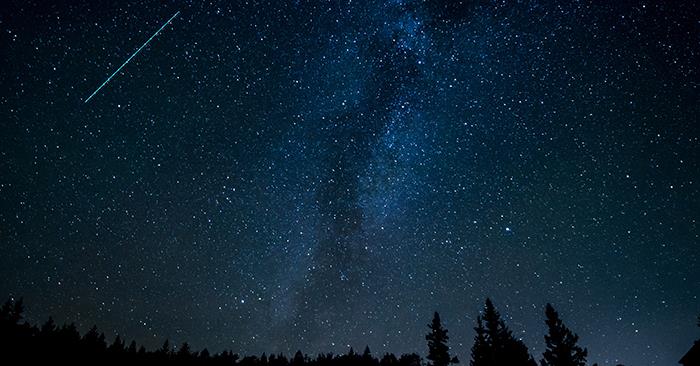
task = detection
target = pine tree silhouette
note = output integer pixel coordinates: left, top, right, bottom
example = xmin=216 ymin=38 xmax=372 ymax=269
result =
xmin=40 ymin=316 xmax=56 ymax=336
xmin=82 ymin=324 xmax=106 ymax=361
xmin=293 ymin=350 xmax=305 ymax=366
xmin=177 ymin=341 xmax=193 ymax=360
xmin=470 ymin=298 xmax=536 ymax=366
xmin=128 ymin=340 xmax=138 ymax=354
xmin=108 ymin=334 xmax=126 ymax=354
xmin=158 ymin=338 xmax=172 ymax=361
xmin=426 ymin=312 xmax=458 ymax=366
xmin=541 ymin=304 xmax=587 ymax=366
xmin=0 ymin=295 xmax=637 ymax=366
xmin=399 ymin=353 xmax=423 ymax=366
xmin=678 ymin=314 xmax=700 ymax=366
xmin=470 ymin=316 xmax=489 ymax=366
xmin=364 ymin=346 xmax=373 ymax=359
xmin=363 ymin=345 xmax=380 ymax=366
xmin=381 ymin=353 xmax=399 ymax=366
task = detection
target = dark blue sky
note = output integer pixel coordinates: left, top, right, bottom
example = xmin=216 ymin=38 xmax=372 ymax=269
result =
xmin=1 ymin=1 xmax=698 ymax=365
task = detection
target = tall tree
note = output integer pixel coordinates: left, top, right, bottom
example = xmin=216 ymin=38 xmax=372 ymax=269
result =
xmin=200 ymin=348 xmax=211 ymax=360
xmin=176 ymin=342 xmax=192 ymax=360
xmin=470 ymin=316 xmax=489 ymax=366
xmin=381 ymin=353 xmax=399 ymax=366
xmin=426 ymin=312 xmax=458 ymax=366
xmin=108 ymin=335 xmax=125 ymax=354
xmin=399 ymin=353 xmax=423 ymax=366
xmin=293 ymin=350 xmax=305 ymax=366
xmin=470 ymin=299 xmax=536 ymax=366
xmin=158 ymin=338 xmax=172 ymax=359
xmin=363 ymin=346 xmax=379 ymax=366
xmin=40 ymin=316 xmax=56 ymax=336
xmin=541 ymin=304 xmax=587 ymax=366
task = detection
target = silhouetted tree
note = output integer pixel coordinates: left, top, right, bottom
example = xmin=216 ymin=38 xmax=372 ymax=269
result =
xmin=381 ymin=353 xmax=399 ymax=366
xmin=541 ymin=304 xmax=587 ymax=366
xmin=200 ymin=348 xmax=211 ymax=360
xmin=426 ymin=312 xmax=458 ymax=366
xmin=679 ymin=315 xmax=700 ymax=366
xmin=399 ymin=353 xmax=423 ymax=366
xmin=109 ymin=334 xmax=126 ymax=354
xmin=269 ymin=353 xmax=280 ymax=366
xmin=0 ymin=296 xmax=631 ymax=366
xmin=293 ymin=350 xmax=306 ymax=366
xmin=128 ymin=340 xmax=138 ymax=354
xmin=470 ymin=299 xmax=536 ymax=366
xmin=470 ymin=317 xmax=489 ymax=366
xmin=40 ymin=316 xmax=56 ymax=336
xmin=83 ymin=325 xmax=107 ymax=353
xmin=361 ymin=346 xmax=379 ymax=366
xmin=177 ymin=341 xmax=193 ymax=361
xmin=158 ymin=338 xmax=172 ymax=361
xmin=261 ymin=352 xmax=270 ymax=366
xmin=58 ymin=323 xmax=81 ymax=347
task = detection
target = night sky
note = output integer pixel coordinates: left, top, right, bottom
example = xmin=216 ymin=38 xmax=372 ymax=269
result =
xmin=1 ymin=1 xmax=698 ymax=365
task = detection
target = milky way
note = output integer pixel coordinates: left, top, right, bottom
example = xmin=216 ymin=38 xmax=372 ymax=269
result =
xmin=0 ymin=1 xmax=698 ymax=365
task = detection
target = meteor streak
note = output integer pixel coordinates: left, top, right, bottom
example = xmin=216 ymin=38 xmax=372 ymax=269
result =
xmin=84 ymin=11 xmax=180 ymax=103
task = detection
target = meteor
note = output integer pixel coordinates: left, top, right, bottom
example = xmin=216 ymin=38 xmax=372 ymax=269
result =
xmin=84 ymin=11 xmax=180 ymax=103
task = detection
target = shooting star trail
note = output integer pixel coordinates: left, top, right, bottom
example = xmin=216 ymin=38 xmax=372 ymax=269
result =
xmin=84 ymin=11 xmax=180 ymax=103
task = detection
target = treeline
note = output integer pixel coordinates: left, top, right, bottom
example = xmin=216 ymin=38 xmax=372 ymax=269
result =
xmin=1 ymin=297 xmax=594 ymax=366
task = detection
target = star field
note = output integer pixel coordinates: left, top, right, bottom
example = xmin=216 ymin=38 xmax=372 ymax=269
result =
xmin=0 ymin=1 xmax=698 ymax=365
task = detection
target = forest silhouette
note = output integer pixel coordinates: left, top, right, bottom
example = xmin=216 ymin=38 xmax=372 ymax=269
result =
xmin=0 ymin=296 xmax=696 ymax=365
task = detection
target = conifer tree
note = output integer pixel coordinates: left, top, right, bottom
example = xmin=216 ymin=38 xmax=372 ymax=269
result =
xmin=177 ymin=342 xmax=192 ymax=359
xmin=364 ymin=345 xmax=373 ymax=359
xmin=470 ymin=299 xmax=536 ymax=366
xmin=470 ymin=317 xmax=489 ymax=366
xmin=108 ymin=335 xmax=125 ymax=354
xmin=426 ymin=312 xmax=458 ymax=366
xmin=541 ymin=304 xmax=587 ymax=366
xmin=158 ymin=338 xmax=172 ymax=358
xmin=40 ymin=316 xmax=56 ymax=336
